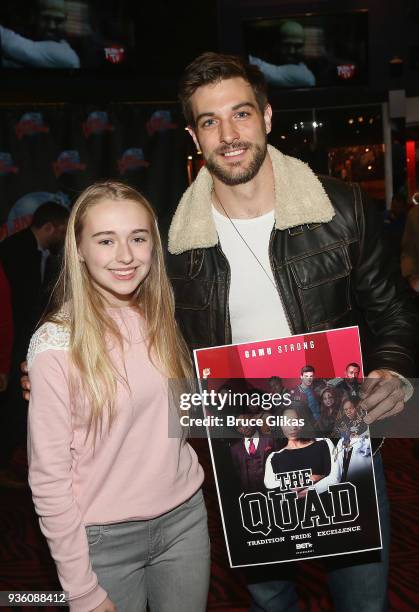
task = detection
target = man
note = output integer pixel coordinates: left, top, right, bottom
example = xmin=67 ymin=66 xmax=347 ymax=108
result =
xmin=230 ymin=416 xmax=274 ymax=492
xmin=0 ymin=201 xmax=68 ymax=485
xmin=0 ymin=201 xmax=69 ymax=351
xmin=292 ymin=364 xmax=321 ymax=422
xmin=337 ymin=362 xmax=361 ymax=399
xmin=286 ymin=365 xmax=322 ymax=435
xmin=167 ymin=52 xmax=417 ymax=611
xmin=249 ymin=20 xmax=315 ymax=88
xmin=0 ymin=0 xmax=80 ymax=68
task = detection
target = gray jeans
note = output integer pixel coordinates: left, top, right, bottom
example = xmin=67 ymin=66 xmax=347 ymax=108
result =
xmin=86 ymin=489 xmax=210 ymax=612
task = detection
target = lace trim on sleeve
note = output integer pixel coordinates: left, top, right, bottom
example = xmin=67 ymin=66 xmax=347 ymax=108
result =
xmin=27 ymin=321 xmax=70 ymax=370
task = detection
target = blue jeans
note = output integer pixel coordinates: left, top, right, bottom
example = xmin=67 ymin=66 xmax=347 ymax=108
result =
xmin=86 ymin=489 xmax=210 ymax=612
xmin=248 ymin=453 xmax=390 ymax=612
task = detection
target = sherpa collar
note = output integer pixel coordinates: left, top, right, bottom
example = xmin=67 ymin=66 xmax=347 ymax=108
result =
xmin=168 ymin=144 xmax=335 ymax=255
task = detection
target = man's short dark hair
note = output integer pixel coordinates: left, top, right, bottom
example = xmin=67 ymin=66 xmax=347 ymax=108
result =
xmin=346 ymin=362 xmax=360 ymax=371
xmin=301 ymin=365 xmax=315 ymax=376
xmin=178 ymin=52 xmax=268 ymax=127
xmin=31 ymin=202 xmax=69 ymax=229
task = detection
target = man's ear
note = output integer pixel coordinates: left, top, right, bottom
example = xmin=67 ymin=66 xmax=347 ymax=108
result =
xmin=263 ymin=104 xmax=273 ymax=135
xmin=187 ymin=126 xmax=201 ymax=152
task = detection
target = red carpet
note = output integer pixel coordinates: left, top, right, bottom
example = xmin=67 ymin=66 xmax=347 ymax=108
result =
xmin=0 ymin=439 xmax=418 ymax=611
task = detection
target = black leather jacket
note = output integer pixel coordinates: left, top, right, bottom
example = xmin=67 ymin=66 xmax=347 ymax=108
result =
xmin=168 ymin=176 xmax=418 ymax=378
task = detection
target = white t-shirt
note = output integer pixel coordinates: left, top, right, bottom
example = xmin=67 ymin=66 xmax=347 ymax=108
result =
xmin=212 ymin=206 xmax=290 ymax=344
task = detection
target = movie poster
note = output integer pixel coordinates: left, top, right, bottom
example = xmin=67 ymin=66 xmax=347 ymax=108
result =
xmin=193 ymin=326 xmax=382 ymax=567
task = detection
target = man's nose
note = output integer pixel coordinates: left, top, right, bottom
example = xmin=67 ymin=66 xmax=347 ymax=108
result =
xmin=219 ymin=119 xmax=240 ymax=145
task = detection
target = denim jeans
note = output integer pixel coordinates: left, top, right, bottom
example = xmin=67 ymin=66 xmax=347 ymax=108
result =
xmin=248 ymin=452 xmax=390 ymax=612
xmin=86 ymin=488 xmax=210 ymax=612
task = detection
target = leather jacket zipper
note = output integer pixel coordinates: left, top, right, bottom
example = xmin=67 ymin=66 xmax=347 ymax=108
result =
xmin=268 ymin=228 xmax=295 ymax=334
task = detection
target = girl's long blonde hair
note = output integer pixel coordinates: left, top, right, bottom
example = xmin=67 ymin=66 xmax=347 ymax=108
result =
xmin=46 ymin=181 xmax=192 ymax=440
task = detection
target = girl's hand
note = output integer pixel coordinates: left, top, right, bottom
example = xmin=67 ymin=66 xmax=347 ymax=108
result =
xmin=20 ymin=360 xmax=30 ymax=401
xmin=92 ymin=596 xmax=116 ymax=612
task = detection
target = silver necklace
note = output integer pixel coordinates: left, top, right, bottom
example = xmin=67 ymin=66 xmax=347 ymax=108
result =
xmin=212 ymin=190 xmax=278 ymax=291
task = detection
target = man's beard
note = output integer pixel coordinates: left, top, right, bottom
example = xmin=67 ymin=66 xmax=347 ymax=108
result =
xmin=204 ymin=139 xmax=268 ymax=186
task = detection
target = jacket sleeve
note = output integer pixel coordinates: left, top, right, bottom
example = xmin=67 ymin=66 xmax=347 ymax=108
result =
xmin=28 ymin=350 xmax=107 ymax=611
xmin=351 ymin=185 xmax=419 ymax=376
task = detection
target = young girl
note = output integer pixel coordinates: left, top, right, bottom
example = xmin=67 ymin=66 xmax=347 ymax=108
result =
xmin=27 ymin=182 xmax=210 ymax=612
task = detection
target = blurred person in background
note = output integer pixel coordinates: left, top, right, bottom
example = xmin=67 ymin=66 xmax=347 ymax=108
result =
xmin=0 ymin=201 xmax=69 ymax=350
xmin=0 ymin=0 xmax=80 ymax=68
xmin=249 ymin=20 xmax=316 ymax=88
xmin=0 ymin=262 xmax=13 ymax=394
xmin=0 ymin=201 xmax=68 ymax=486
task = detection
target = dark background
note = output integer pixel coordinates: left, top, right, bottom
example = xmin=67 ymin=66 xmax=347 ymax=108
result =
xmin=1 ymin=0 xmax=418 ymax=232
